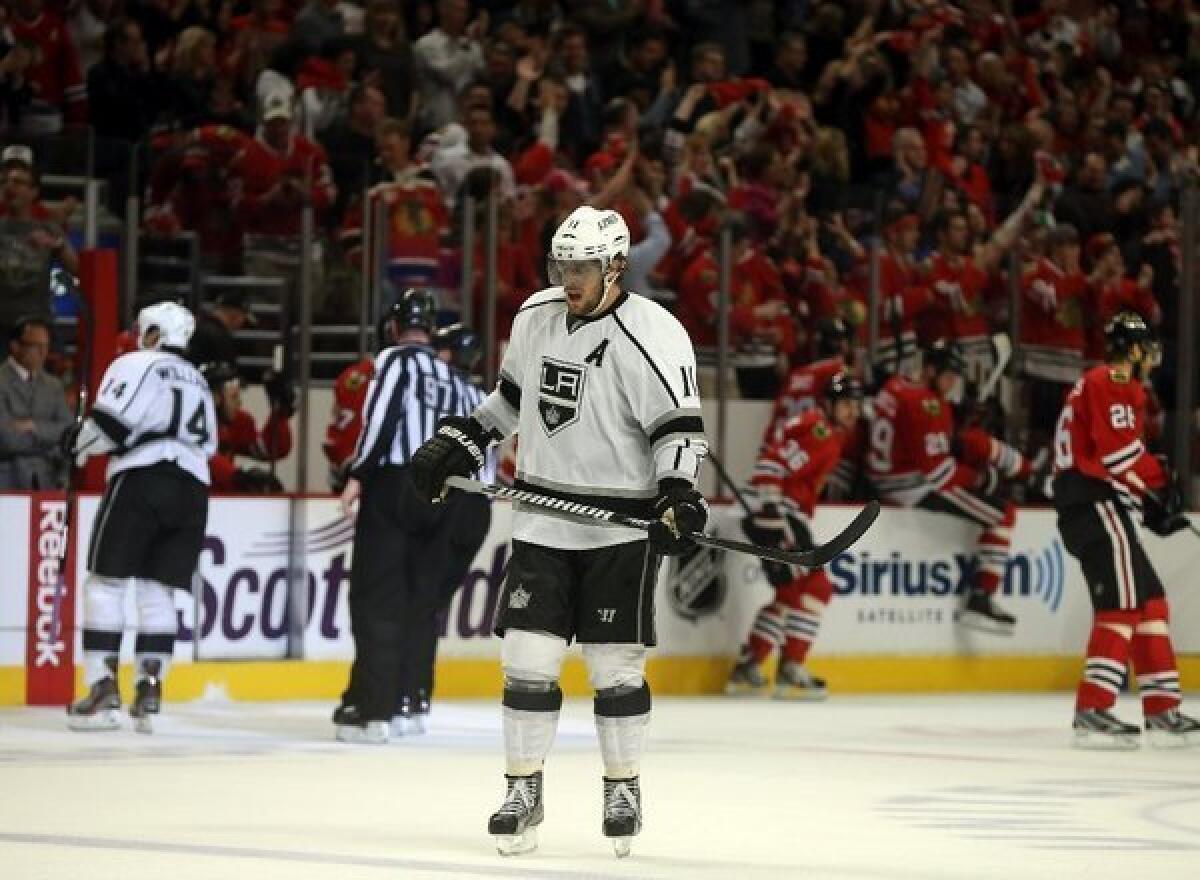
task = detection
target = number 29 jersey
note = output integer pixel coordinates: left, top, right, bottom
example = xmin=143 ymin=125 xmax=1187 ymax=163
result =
xmin=475 ymin=287 xmax=708 ymax=550
xmin=91 ymin=349 xmax=218 ymax=485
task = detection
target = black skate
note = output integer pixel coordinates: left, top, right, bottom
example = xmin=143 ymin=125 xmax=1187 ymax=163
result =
xmin=67 ymin=657 xmax=120 ymax=731
xmin=957 ymin=590 xmax=1016 ymax=636
xmin=774 ymin=660 xmax=828 ymax=702
xmin=1072 ymin=708 xmax=1141 ymax=750
xmin=725 ymin=654 xmax=768 ymax=696
xmin=1145 ymin=708 xmax=1200 ymax=749
xmin=333 ymin=704 xmax=389 ymax=744
xmin=489 ymin=772 xmax=543 ymax=855
xmin=603 ymin=776 xmax=642 ymax=858
xmin=128 ymin=659 xmax=163 ymax=735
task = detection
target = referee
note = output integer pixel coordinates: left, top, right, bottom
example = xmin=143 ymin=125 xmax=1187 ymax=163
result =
xmin=396 ymin=324 xmax=495 ymax=734
xmin=334 ymin=288 xmax=468 ymax=743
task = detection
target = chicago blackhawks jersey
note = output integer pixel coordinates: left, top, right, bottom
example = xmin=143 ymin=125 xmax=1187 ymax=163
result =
xmin=1052 ymin=364 xmax=1165 ymax=508
xmin=474 ymin=287 xmax=707 ymax=549
xmin=763 ymin=356 xmax=846 ymax=445
xmin=751 ymin=410 xmax=846 ymax=517
xmin=867 ymin=376 xmax=963 ymax=505
xmin=87 ymin=350 xmax=217 ymax=484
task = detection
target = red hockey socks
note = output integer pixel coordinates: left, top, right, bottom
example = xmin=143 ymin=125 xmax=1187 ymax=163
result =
xmin=976 ymin=504 xmax=1015 ymax=595
xmin=1076 ymin=610 xmax=1138 ymax=711
xmin=779 ymin=572 xmax=832 ymax=664
xmin=1132 ymin=598 xmax=1182 ymax=716
xmin=747 ymin=602 xmax=784 ymax=663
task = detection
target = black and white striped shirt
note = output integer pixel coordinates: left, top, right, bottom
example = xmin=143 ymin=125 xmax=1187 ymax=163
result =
xmin=350 ymin=343 xmax=465 ymax=475
xmin=445 ymin=365 xmax=496 ymax=483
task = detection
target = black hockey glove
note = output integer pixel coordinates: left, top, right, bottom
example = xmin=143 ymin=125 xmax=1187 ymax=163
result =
xmin=410 ymin=415 xmax=489 ymax=502
xmin=1143 ymin=478 xmax=1190 ymax=538
xmin=648 ymin=479 xmax=708 ymax=556
xmin=262 ymin=369 xmax=297 ymax=417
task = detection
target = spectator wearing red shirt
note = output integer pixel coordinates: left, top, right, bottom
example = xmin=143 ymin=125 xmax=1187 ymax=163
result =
xmin=9 ymin=0 xmax=87 ymax=132
xmin=677 ymin=213 xmax=789 ymax=398
xmin=1083 ymin=233 xmax=1161 ymax=363
xmin=340 ymin=117 xmax=449 ymax=296
xmin=1020 ymin=223 xmax=1088 ymax=457
xmin=856 ymin=207 xmax=932 ymax=377
xmin=922 ymin=171 xmax=1046 ymax=382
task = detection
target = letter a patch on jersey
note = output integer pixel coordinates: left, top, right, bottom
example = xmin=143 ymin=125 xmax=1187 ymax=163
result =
xmin=538 ymin=357 xmax=586 ymax=436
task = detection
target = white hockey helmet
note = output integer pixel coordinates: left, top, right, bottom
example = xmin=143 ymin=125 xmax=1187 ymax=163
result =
xmin=137 ymin=301 xmax=195 ymax=351
xmin=547 ymin=205 xmax=630 ymax=285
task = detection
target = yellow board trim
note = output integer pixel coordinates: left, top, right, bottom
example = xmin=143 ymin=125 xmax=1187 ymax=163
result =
xmin=3 ymin=656 xmax=1198 ymax=706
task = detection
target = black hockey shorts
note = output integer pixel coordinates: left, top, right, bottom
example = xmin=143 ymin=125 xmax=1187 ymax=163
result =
xmin=1056 ymin=498 xmax=1163 ymax=612
xmin=87 ymin=462 xmax=209 ymax=590
xmin=917 ymin=485 xmax=1008 ymax=528
xmin=493 ymin=539 xmax=661 ymax=646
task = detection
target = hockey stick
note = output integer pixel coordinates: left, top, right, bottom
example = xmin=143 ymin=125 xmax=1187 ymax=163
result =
xmin=977 ymin=332 xmax=1012 ymax=402
xmin=445 ymin=476 xmax=881 ymax=568
xmin=704 ymin=450 xmax=754 ymax=515
xmin=49 ymin=269 xmax=92 ymax=642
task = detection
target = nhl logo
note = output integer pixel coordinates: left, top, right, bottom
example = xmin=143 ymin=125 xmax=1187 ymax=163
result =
xmin=508 ymin=586 xmax=532 ymax=610
xmin=538 ymin=357 xmax=586 ymax=436
xmin=666 ymin=543 xmax=727 ymax=623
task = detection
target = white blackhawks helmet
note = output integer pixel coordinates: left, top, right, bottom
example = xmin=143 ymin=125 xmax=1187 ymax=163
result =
xmin=547 ymin=205 xmax=630 ymax=284
xmin=137 ymin=301 xmax=195 ymax=351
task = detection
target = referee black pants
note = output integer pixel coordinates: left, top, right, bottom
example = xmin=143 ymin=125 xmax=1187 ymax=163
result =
xmin=398 ymin=492 xmax=492 ymax=711
xmin=343 ymin=465 xmax=439 ymax=721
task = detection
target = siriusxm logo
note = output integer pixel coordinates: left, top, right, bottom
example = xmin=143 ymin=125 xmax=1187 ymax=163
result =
xmin=827 ymin=540 xmax=1066 ymax=612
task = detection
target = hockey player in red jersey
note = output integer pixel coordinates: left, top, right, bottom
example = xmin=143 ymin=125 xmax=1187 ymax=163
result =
xmin=201 ymin=362 xmax=292 ymax=492
xmin=325 ymin=355 xmax=373 ymax=491
xmin=867 ymin=339 xmax=1018 ymax=634
xmin=1053 ymin=312 xmax=1199 ymax=748
xmin=727 ymin=372 xmax=863 ymax=699
xmin=764 ymin=318 xmax=854 ymax=443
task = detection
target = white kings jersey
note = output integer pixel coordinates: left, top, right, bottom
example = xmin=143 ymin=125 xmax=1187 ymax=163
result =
xmin=89 ymin=349 xmax=218 ymax=484
xmin=474 ymin=287 xmax=708 ymax=549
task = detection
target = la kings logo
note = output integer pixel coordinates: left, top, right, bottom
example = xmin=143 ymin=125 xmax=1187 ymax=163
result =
xmin=538 ymin=357 xmax=586 ymax=436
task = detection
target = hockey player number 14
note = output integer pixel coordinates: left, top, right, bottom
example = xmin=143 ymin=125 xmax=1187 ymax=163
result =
xmin=167 ymin=387 xmax=211 ymax=445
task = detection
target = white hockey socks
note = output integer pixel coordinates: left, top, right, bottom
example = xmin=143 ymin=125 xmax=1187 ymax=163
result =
xmin=82 ymin=576 xmax=125 ymax=684
xmin=134 ymin=579 xmax=176 ymax=682
xmin=593 ymin=682 xmax=651 ymax=780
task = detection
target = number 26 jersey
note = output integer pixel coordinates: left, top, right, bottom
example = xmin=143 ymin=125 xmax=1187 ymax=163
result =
xmin=91 ymin=349 xmax=218 ymax=485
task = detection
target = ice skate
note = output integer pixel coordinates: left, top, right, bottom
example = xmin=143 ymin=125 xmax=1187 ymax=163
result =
xmin=602 ymin=776 xmax=642 ymax=858
xmin=774 ymin=660 xmax=828 ymax=701
xmin=390 ymin=696 xmax=426 ymax=738
xmin=128 ymin=659 xmax=163 ymax=735
xmin=1145 ymin=708 xmax=1200 ymax=749
xmin=67 ymin=658 xmax=121 ymax=732
xmin=488 ymin=771 xmax=543 ymax=855
xmin=725 ymin=654 xmax=769 ymax=696
xmin=333 ymin=705 xmax=389 ymax=744
xmin=957 ymin=589 xmax=1016 ymax=636
xmin=1072 ymin=708 xmax=1141 ymax=750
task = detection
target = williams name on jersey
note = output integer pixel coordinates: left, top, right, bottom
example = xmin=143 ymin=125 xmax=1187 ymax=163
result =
xmin=475 ymin=286 xmax=708 ymax=550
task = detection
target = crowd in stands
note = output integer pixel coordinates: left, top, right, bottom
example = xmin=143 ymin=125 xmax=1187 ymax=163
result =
xmin=2 ymin=0 xmax=1199 ymax=493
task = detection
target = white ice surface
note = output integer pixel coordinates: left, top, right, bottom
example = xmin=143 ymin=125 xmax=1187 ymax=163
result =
xmin=1 ymin=694 xmax=1198 ymax=880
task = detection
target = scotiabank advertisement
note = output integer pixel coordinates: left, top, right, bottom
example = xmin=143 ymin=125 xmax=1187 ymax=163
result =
xmin=4 ymin=495 xmax=1200 ymax=700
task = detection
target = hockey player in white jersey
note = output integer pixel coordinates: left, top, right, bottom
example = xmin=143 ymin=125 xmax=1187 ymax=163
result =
xmin=411 ymin=205 xmax=708 ymax=857
xmin=67 ymin=302 xmax=216 ymax=733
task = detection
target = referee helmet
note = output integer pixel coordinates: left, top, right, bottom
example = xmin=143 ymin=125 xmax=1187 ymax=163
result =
xmin=434 ymin=323 xmax=482 ymax=372
xmin=386 ymin=288 xmax=438 ymax=336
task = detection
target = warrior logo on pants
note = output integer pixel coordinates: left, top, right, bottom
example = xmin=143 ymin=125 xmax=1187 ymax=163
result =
xmin=538 ymin=358 xmax=586 ymax=436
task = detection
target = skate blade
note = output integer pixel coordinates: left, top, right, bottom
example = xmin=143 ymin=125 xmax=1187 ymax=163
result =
xmin=724 ymin=682 xmax=768 ymax=697
xmin=1072 ymin=730 xmax=1140 ymax=750
xmin=957 ymin=611 xmax=1015 ymax=637
xmin=772 ymin=686 xmax=828 ymax=702
xmin=335 ymin=723 xmax=389 ymax=744
xmin=133 ymin=715 xmax=154 ymax=735
xmin=612 ymin=836 xmax=632 ymax=858
xmin=494 ymin=828 xmax=537 ymax=856
xmin=1148 ymin=729 xmax=1200 ymax=750
xmin=67 ymin=709 xmax=121 ymax=732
